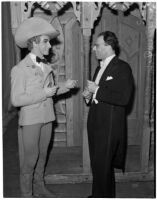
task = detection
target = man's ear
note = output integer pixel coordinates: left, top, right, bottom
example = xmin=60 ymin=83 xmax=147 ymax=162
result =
xmin=32 ymin=41 xmax=38 ymax=48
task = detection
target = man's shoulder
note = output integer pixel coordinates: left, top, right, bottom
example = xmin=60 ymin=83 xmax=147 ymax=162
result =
xmin=11 ymin=55 xmax=31 ymax=74
xmin=116 ymin=57 xmax=132 ymax=72
xmin=13 ymin=55 xmax=31 ymax=69
xmin=18 ymin=55 xmax=31 ymax=67
xmin=116 ymin=58 xmax=130 ymax=66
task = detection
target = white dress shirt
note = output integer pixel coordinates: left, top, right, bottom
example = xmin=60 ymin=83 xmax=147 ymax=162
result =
xmin=93 ymin=54 xmax=116 ymax=103
xmin=29 ymin=53 xmax=44 ymax=71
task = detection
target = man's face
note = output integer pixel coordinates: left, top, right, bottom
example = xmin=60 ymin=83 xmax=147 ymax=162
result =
xmin=36 ymin=35 xmax=51 ymax=56
xmin=93 ymin=36 xmax=110 ymax=60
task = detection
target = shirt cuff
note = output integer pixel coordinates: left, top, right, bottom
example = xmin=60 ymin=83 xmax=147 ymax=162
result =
xmin=92 ymin=86 xmax=99 ymax=102
xmin=85 ymin=98 xmax=90 ymax=104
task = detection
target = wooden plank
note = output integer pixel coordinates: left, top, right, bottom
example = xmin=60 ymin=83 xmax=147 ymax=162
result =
xmin=65 ymin=17 xmax=76 ymax=146
xmin=72 ymin=21 xmax=84 ymax=146
xmin=54 ymin=132 xmax=66 ymax=142
xmin=53 ymin=142 xmax=66 ymax=147
xmin=82 ymin=107 xmax=90 ymax=174
xmin=141 ymin=125 xmax=151 ymax=172
xmin=45 ymin=171 xmax=154 ymax=184
xmin=140 ymin=6 xmax=154 ymax=171
xmin=54 ymin=124 xmax=66 ymax=132
xmin=82 ymin=34 xmax=91 ymax=174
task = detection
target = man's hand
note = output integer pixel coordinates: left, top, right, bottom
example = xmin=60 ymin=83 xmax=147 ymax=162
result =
xmin=44 ymin=85 xmax=59 ymax=97
xmin=65 ymin=79 xmax=78 ymax=89
xmin=82 ymin=87 xmax=92 ymax=100
xmin=87 ymin=80 xmax=98 ymax=94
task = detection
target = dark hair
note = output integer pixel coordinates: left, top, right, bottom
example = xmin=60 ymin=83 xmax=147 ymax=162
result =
xmin=98 ymin=31 xmax=120 ymax=56
xmin=27 ymin=35 xmax=41 ymax=51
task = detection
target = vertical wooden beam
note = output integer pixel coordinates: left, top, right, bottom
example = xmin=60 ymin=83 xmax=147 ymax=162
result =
xmin=82 ymin=34 xmax=91 ymax=174
xmin=65 ymin=17 xmax=76 ymax=146
xmin=141 ymin=3 xmax=156 ymax=172
xmin=80 ymin=2 xmax=102 ymax=174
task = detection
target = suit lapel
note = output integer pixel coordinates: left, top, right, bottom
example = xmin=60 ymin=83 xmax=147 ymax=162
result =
xmin=99 ymin=56 xmax=118 ymax=84
xmin=93 ymin=66 xmax=101 ymax=81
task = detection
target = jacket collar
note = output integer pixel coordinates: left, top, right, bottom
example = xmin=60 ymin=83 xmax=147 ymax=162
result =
xmin=22 ymin=54 xmax=53 ymax=74
xmin=98 ymin=56 xmax=119 ymax=85
xmin=102 ymin=56 xmax=118 ymax=75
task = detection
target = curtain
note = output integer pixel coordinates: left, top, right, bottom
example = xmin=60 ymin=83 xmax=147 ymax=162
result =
xmin=2 ymin=2 xmax=17 ymax=130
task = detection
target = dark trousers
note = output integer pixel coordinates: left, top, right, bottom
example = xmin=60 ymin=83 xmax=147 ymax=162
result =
xmin=88 ymin=133 xmax=116 ymax=197
xmin=87 ymin=112 xmax=116 ymax=197
xmin=92 ymin=163 xmax=115 ymax=197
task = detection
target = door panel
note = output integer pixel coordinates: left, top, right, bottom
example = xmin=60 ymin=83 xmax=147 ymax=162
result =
xmin=65 ymin=18 xmax=84 ymax=146
xmin=50 ymin=14 xmax=83 ymax=147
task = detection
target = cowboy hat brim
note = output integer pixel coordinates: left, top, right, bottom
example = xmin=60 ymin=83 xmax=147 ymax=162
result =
xmin=15 ymin=17 xmax=60 ymax=48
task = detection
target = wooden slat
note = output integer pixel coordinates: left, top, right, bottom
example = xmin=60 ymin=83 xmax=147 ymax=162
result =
xmin=53 ymin=142 xmax=66 ymax=147
xmin=54 ymin=132 xmax=66 ymax=142
xmin=65 ymin=17 xmax=76 ymax=146
xmin=45 ymin=171 xmax=154 ymax=184
xmin=140 ymin=5 xmax=155 ymax=173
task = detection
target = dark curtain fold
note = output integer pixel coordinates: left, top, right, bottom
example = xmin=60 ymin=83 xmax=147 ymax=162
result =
xmin=2 ymin=2 xmax=17 ymax=128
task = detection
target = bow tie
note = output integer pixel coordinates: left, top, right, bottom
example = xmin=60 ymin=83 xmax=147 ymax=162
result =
xmin=36 ymin=56 xmax=47 ymax=64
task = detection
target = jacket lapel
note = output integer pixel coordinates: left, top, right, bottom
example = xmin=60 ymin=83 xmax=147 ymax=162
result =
xmin=93 ymin=66 xmax=101 ymax=81
xmin=99 ymin=56 xmax=118 ymax=84
xmin=42 ymin=63 xmax=53 ymax=85
xmin=22 ymin=55 xmax=53 ymax=86
xmin=23 ymin=55 xmax=44 ymax=77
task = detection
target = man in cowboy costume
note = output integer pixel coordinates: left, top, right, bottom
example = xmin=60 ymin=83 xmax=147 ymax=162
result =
xmin=11 ymin=16 xmax=77 ymax=197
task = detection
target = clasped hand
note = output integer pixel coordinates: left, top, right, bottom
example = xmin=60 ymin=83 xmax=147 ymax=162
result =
xmin=44 ymin=79 xmax=78 ymax=97
xmin=44 ymin=85 xmax=59 ymax=97
xmin=65 ymin=79 xmax=78 ymax=89
xmin=82 ymin=80 xmax=98 ymax=100
xmin=86 ymin=80 xmax=98 ymax=93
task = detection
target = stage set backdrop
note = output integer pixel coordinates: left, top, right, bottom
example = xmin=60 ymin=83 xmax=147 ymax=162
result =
xmin=2 ymin=2 xmax=155 ymax=182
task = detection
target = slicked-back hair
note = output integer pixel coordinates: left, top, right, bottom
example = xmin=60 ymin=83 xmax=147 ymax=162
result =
xmin=27 ymin=35 xmax=41 ymax=51
xmin=98 ymin=31 xmax=120 ymax=56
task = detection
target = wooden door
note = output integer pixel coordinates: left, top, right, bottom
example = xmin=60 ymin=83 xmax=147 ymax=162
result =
xmin=64 ymin=15 xmax=84 ymax=147
xmin=90 ymin=8 xmax=147 ymax=172
xmin=50 ymin=13 xmax=84 ymax=147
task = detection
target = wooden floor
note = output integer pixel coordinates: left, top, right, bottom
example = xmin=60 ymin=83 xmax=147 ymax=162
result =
xmin=46 ymin=145 xmax=141 ymax=175
xmin=3 ymin=115 xmax=155 ymax=197
xmin=46 ymin=146 xmax=82 ymax=175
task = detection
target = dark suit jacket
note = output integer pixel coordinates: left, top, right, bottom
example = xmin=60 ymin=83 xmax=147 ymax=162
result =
xmin=87 ymin=56 xmax=134 ymax=170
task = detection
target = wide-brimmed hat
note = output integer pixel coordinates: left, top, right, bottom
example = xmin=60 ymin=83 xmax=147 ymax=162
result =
xmin=15 ymin=17 xmax=60 ymax=48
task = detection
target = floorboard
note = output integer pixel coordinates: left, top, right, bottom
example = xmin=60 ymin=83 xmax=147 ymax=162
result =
xmin=46 ymin=145 xmax=141 ymax=175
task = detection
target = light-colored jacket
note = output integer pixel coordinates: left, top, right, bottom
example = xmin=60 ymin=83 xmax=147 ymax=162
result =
xmin=11 ymin=55 xmax=56 ymax=126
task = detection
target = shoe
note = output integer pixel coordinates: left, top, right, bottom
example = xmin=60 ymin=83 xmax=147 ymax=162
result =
xmin=88 ymin=195 xmax=93 ymax=198
xmin=20 ymin=173 xmax=33 ymax=197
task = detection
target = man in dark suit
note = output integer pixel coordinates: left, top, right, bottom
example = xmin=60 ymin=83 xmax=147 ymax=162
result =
xmin=82 ymin=31 xmax=134 ymax=197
